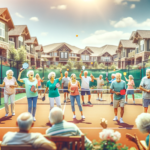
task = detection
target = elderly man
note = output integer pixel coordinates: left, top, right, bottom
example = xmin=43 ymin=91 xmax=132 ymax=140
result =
xmin=110 ymin=73 xmax=126 ymax=123
xmin=139 ymin=69 xmax=150 ymax=113
xmin=62 ymin=71 xmax=71 ymax=103
xmin=106 ymin=74 xmax=116 ymax=105
xmin=79 ymin=70 xmax=94 ymax=105
xmin=2 ymin=112 xmax=56 ymax=150
xmin=46 ymin=107 xmax=92 ymax=148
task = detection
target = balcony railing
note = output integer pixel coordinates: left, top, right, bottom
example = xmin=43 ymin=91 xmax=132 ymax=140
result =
xmin=128 ymin=50 xmax=135 ymax=58
xmin=25 ymin=44 xmax=30 ymax=53
xmin=9 ymin=41 xmax=15 ymax=48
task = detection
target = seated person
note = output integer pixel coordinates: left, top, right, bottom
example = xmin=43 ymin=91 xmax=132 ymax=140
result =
xmin=46 ymin=107 xmax=92 ymax=149
xmin=126 ymin=113 xmax=150 ymax=150
xmin=2 ymin=112 xmax=56 ymax=150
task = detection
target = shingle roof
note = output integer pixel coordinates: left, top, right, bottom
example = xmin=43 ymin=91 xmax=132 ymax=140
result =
xmin=8 ymin=25 xmax=31 ymax=40
xmin=0 ymin=8 xmax=14 ymax=29
xmin=35 ymin=45 xmax=43 ymax=51
xmin=120 ymin=40 xmax=137 ymax=48
xmin=129 ymin=31 xmax=136 ymax=40
xmin=25 ymin=37 xmax=39 ymax=46
xmin=136 ymin=30 xmax=150 ymax=39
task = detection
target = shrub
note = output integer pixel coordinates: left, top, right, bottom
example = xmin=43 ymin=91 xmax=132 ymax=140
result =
xmin=94 ymin=61 xmax=98 ymax=69
xmin=31 ymin=65 xmax=36 ymax=69
xmin=132 ymin=65 xmax=138 ymax=69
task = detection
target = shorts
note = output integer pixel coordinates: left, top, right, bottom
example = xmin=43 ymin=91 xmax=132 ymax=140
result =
xmin=38 ymin=86 xmax=41 ymax=89
xmin=97 ymin=88 xmax=103 ymax=93
xmin=63 ymin=87 xmax=69 ymax=93
xmin=143 ymin=99 xmax=150 ymax=107
xmin=113 ymin=99 xmax=125 ymax=108
xmin=126 ymin=89 xmax=134 ymax=95
xmin=81 ymin=88 xmax=91 ymax=95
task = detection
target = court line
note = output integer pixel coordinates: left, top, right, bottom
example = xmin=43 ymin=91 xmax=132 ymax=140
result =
xmin=63 ymin=102 xmax=66 ymax=114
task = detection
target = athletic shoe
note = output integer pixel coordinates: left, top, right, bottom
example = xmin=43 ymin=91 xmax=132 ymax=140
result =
xmin=64 ymin=100 xmax=66 ymax=103
xmin=5 ymin=114 xmax=8 ymax=117
xmin=67 ymin=97 xmax=70 ymax=100
xmin=113 ymin=116 xmax=118 ymax=121
xmin=82 ymin=102 xmax=85 ymax=105
xmin=100 ymin=98 xmax=102 ymax=101
xmin=73 ymin=115 xmax=76 ymax=119
xmin=125 ymin=101 xmax=128 ymax=104
xmin=133 ymin=101 xmax=135 ymax=104
xmin=96 ymin=98 xmax=99 ymax=100
xmin=120 ymin=118 xmax=124 ymax=123
xmin=12 ymin=113 xmax=15 ymax=116
xmin=110 ymin=102 xmax=113 ymax=105
xmin=33 ymin=117 xmax=36 ymax=121
xmin=87 ymin=101 xmax=92 ymax=105
xmin=81 ymin=115 xmax=85 ymax=119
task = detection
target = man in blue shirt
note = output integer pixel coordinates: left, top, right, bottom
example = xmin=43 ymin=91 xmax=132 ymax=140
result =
xmin=106 ymin=74 xmax=116 ymax=105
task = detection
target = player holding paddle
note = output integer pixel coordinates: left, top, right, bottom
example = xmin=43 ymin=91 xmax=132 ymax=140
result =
xmin=110 ymin=73 xmax=126 ymax=123
xmin=68 ymin=73 xmax=85 ymax=119
xmin=18 ymin=63 xmax=38 ymax=121
xmin=43 ymin=69 xmax=63 ymax=110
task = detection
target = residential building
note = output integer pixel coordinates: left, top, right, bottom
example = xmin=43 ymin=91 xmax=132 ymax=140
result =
xmin=35 ymin=45 xmax=43 ymax=68
xmin=0 ymin=8 xmax=14 ymax=58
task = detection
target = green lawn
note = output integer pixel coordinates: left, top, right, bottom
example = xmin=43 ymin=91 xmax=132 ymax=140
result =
xmin=0 ymin=93 xmax=26 ymax=109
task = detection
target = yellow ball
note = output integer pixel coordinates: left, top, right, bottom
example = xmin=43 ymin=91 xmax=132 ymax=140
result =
xmin=67 ymin=69 xmax=69 ymax=71
xmin=91 ymin=62 xmax=93 ymax=64
xmin=114 ymin=69 xmax=115 ymax=71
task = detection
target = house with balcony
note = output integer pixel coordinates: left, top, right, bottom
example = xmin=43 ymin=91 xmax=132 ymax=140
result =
xmin=35 ymin=45 xmax=43 ymax=68
xmin=25 ymin=37 xmax=39 ymax=66
xmin=8 ymin=25 xmax=31 ymax=53
xmin=116 ymin=40 xmax=137 ymax=69
xmin=0 ymin=8 xmax=14 ymax=58
xmin=132 ymin=30 xmax=150 ymax=66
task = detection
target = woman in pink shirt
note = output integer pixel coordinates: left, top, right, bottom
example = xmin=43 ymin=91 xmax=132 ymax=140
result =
xmin=124 ymin=75 xmax=135 ymax=104
xmin=35 ymin=74 xmax=44 ymax=98
xmin=0 ymin=70 xmax=18 ymax=116
xmin=68 ymin=73 xmax=85 ymax=119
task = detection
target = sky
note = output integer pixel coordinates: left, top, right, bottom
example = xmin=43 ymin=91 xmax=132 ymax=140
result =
xmin=1 ymin=0 xmax=150 ymax=49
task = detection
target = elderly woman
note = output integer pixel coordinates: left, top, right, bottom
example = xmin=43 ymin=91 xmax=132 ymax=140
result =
xmin=0 ymin=70 xmax=18 ymax=117
xmin=18 ymin=69 xmax=38 ymax=121
xmin=68 ymin=73 xmax=85 ymax=119
xmin=124 ymin=75 xmax=135 ymax=104
xmin=44 ymin=69 xmax=63 ymax=110
xmin=126 ymin=113 xmax=150 ymax=150
xmin=35 ymin=73 xmax=44 ymax=98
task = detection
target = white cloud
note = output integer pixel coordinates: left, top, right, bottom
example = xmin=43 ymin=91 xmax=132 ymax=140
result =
xmin=113 ymin=0 xmax=140 ymax=5
xmin=128 ymin=0 xmax=140 ymax=2
xmin=114 ymin=0 xmax=124 ymax=5
xmin=50 ymin=6 xmax=56 ymax=9
xmin=15 ymin=12 xmax=24 ymax=18
xmin=30 ymin=17 xmax=39 ymax=22
xmin=81 ymin=31 xmax=85 ymax=33
xmin=130 ymin=4 xmax=135 ymax=9
xmin=122 ymin=2 xmax=127 ymax=5
xmin=110 ymin=17 xmax=150 ymax=28
xmin=82 ymin=30 xmax=130 ymax=46
xmin=57 ymin=5 xmax=67 ymax=10
xmin=41 ymin=32 xmax=48 ymax=36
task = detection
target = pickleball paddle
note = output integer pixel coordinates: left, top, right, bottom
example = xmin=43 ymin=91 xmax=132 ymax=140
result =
xmin=30 ymin=85 xmax=36 ymax=92
xmin=20 ymin=63 xmax=29 ymax=72
xmin=120 ymin=89 xmax=126 ymax=95
xmin=54 ymin=83 xmax=60 ymax=90
xmin=42 ymin=96 xmax=45 ymax=101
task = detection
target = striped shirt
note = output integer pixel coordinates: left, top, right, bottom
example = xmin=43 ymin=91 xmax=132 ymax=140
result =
xmin=46 ymin=120 xmax=91 ymax=146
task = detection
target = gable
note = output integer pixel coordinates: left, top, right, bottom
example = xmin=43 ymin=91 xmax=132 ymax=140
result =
xmin=81 ymin=50 xmax=91 ymax=55
xmin=102 ymin=52 xmax=111 ymax=57
xmin=57 ymin=44 xmax=72 ymax=52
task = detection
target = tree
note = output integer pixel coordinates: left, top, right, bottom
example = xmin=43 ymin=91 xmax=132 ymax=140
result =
xmin=94 ymin=61 xmax=98 ymax=69
xmin=74 ymin=59 xmax=83 ymax=70
xmin=8 ymin=46 xmax=18 ymax=61
xmin=66 ymin=58 xmax=74 ymax=70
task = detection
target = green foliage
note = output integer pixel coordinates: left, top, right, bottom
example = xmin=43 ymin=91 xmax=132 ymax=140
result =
xmin=53 ymin=65 xmax=57 ymax=69
xmin=8 ymin=46 xmax=18 ymax=60
xmin=132 ymin=65 xmax=138 ymax=69
xmin=98 ymin=63 xmax=105 ymax=69
xmin=94 ymin=61 xmax=98 ymax=69
xmin=57 ymin=63 xmax=62 ymax=68
xmin=145 ymin=63 xmax=150 ymax=67
xmin=83 ymin=63 xmax=88 ymax=69
xmin=66 ymin=59 xmax=74 ymax=70
xmin=125 ymin=65 xmax=132 ymax=69
xmin=110 ymin=64 xmax=117 ymax=70
xmin=74 ymin=58 xmax=83 ymax=69
xmin=31 ymin=65 xmax=36 ymax=70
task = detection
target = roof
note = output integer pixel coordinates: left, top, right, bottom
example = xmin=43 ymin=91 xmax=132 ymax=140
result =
xmin=0 ymin=8 xmax=14 ymax=30
xmin=136 ymin=30 xmax=150 ymax=39
xmin=43 ymin=42 xmax=82 ymax=54
xmin=25 ymin=37 xmax=39 ymax=46
xmin=8 ymin=25 xmax=31 ymax=40
xmin=129 ymin=31 xmax=136 ymax=40
xmin=35 ymin=45 xmax=43 ymax=51
xmin=119 ymin=40 xmax=137 ymax=48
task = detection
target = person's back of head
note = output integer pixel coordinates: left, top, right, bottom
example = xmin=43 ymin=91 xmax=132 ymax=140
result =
xmin=49 ymin=107 xmax=64 ymax=124
xmin=17 ymin=112 xmax=33 ymax=131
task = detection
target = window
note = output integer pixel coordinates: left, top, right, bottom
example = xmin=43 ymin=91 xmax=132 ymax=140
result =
xmin=101 ymin=57 xmax=110 ymax=61
xmin=140 ymin=40 xmax=144 ymax=51
xmin=31 ymin=45 xmax=33 ymax=48
xmin=0 ymin=22 xmax=5 ymax=38
xmin=94 ymin=57 xmax=97 ymax=61
xmin=9 ymin=37 xmax=14 ymax=42
xmin=65 ymin=52 xmax=67 ymax=58
xmin=61 ymin=52 xmax=64 ymax=58
xmin=86 ymin=55 xmax=89 ymax=60
xmin=81 ymin=55 xmax=85 ymax=60
xmin=69 ymin=53 xmax=71 ymax=56
xmin=91 ymin=57 xmax=93 ymax=61
xmin=19 ymin=36 xmax=24 ymax=48
xmin=54 ymin=52 xmax=57 ymax=56
xmin=72 ymin=53 xmax=75 ymax=57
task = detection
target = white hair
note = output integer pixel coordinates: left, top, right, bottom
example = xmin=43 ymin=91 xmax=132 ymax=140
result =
xmin=71 ymin=73 xmax=76 ymax=79
xmin=65 ymin=71 xmax=68 ymax=74
xmin=27 ymin=70 xmax=34 ymax=77
xmin=111 ymin=74 xmax=116 ymax=77
xmin=146 ymin=69 xmax=150 ymax=73
xmin=84 ymin=71 xmax=88 ymax=74
xmin=99 ymin=75 xmax=103 ymax=78
xmin=115 ymin=73 xmax=122 ymax=77
xmin=48 ymin=72 xmax=56 ymax=80
xmin=17 ymin=112 xmax=33 ymax=131
xmin=49 ymin=107 xmax=63 ymax=124
xmin=135 ymin=113 xmax=150 ymax=133
xmin=129 ymin=75 xmax=134 ymax=79
xmin=6 ymin=70 xmax=14 ymax=76
xmin=35 ymin=73 xmax=40 ymax=77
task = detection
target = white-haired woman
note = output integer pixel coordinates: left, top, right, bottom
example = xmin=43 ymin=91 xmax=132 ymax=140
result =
xmin=35 ymin=73 xmax=44 ymax=98
xmin=124 ymin=75 xmax=135 ymax=104
xmin=93 ymin=75 xmax=104 ymax=101
xmin=18 ymin=69 xmax=38 ymax=121
xmin=44 ymin=69 xmax=63 ymax=110
xmin=68 ymin=74 xmax=85 ymax=119
xmin=0 ymin=70 xmax=18 ymax=117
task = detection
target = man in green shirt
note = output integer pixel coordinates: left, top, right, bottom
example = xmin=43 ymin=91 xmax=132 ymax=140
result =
xmin=110 ymin=73 xmax=126 ymax=123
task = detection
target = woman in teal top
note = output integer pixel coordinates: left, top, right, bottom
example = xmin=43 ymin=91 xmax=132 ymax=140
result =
xmin=18 ymin=69 xmax=38 ymax=121
xmin=44 ymin=69 xmax=63 ymax=110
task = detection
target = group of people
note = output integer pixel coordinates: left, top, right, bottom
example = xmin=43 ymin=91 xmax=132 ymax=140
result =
xmin=1 ymin=68 xmax=150 ymax=124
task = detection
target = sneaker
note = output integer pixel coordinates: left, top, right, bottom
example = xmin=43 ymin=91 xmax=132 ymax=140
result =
xmin=96 ymin=98 xmax=99 ymax=100
xmin=110 ymin=102 xmax=113 ymax=105
xmin=125 ymin=101 xmax=128 ymax=104
xmin=67 ymin=97 xmax=70 ymax=100
xmin=5 ymin=114 xmax=8 ymax=117
xmin=33 ymin=117 xmax=36 ymax=121
xmin=73 ymin=115 xmax=76 ymax=119
xmin=100 ymin=98 xmax=102 ymax=101
xmin=133 ymin=101 xmax=135 ymax=104
xmin=113 ymin=116 xmax=118 ymax=121
xmin=64 ymin=100 xmax=66 ymax=103
xmin=87 ymin=101 xmax=92 ymax=105
xmin=120 ymin=118 xmax=124 ymax=123
xmin=12 ymin=113 xmax=15 ymax=116
xmin=81 ymin=115 xmax=85 ymax=119
xmin=82 ymin=102 xmax=85 ymax=105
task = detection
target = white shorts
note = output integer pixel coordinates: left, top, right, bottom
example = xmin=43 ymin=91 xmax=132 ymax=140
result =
xmin=49 ymin=96 xmax=61 ymax=109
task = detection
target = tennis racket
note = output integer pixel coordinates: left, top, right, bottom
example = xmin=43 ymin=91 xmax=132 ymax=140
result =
xmin=20 ymin=63 xmax=29 ymax=72
xmin=120 ymin=89 xmax=126 ymax=95
xmin=30 ymin=85 xmax=36 ymax=92
xmin=54 ymin=83 xmax=60 ymax=90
